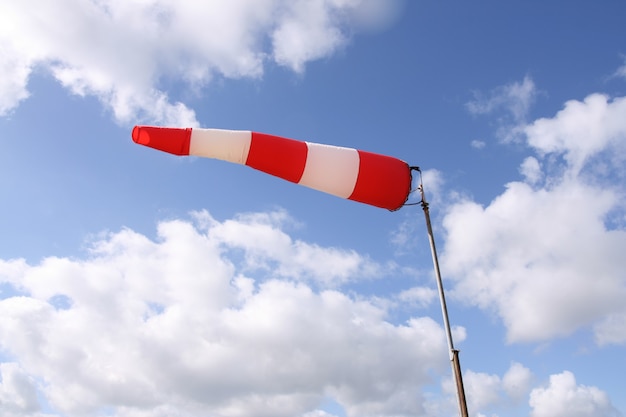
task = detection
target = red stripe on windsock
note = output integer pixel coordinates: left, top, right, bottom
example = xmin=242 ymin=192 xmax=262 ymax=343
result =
xmin=246 ymin=132 xmax=308 ymax=183
xmin=348 ymin=150 xmax=411 ymax=211
xmin=131 ymin=126 xmax=191 ymax=155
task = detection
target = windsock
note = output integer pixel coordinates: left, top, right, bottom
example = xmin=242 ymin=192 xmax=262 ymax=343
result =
xmin=132 ymin=126 xmax=412 ymax=211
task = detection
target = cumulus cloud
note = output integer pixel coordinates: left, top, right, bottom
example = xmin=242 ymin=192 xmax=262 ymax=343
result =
xmin=443 ymin=91 xmax=626 ymax=344
xmin=435 ymin=365 xmax=618 ymax=417
xmin=0 ymin=39 xmax=32 ymax=115
xmin=396 ymin=286 xmax=437 ymax=309
xmin=0 ymin=0 xmax=403 ymax=124
xmin=502 ymin=362 xmax=534 ymax=402
xmin=463 ymin=370 xmax=503 ymax=412
xmin=466 ymin=363 xmax=532 ymax=412
xmin=0 ymin=363 xmax=40 ymax=416
xmin=525 ymin=94 xmax=626 ymax=176
xmin=519 ymin=156 xmax=542 ymax=184
xmin=593 ymin=312 xmax=626 ymax=346
xmin=200 ymin=210 xmax=384 ymax=287
xmin=0 ymin=210 xmax=448 ymax=417
xmin=432 ymin=362 xmax=532 ymax=416
xmin=529 ymin=371 xmax=619 ymax=417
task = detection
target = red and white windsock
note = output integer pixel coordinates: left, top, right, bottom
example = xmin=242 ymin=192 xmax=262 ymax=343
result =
xmin=132 ymin=126 xmax=412 ymax=211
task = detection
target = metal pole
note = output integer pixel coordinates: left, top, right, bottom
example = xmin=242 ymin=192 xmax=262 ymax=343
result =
xmin=416 ymin=169 xmax=469 ymax=417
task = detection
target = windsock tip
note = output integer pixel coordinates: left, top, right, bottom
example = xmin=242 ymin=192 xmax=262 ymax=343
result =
xmin=130 ymin=125 xmax=192 ymax=156
xmin=131 ymin=125 xmax=148 ymax=145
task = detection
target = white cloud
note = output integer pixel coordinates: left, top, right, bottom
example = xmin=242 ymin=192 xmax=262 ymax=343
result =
xmin=301 ymin=411 xmax=340 ymax=417
xmin=434 ymin=362 xmax=533 ymax=416
xmin=199 ymin=210 xmax=383 ymax=286
xmin=271 ymin=1 xmax=346 ymax=73
xmin=502 ymin=362 xmax=533 ymax=402
xmin=396 ymin=286 xmax=437 ymax=308
xmin=613 ymin=59 xmax=626 ymax=80
xmin=443 ymin=179 xmax=626 ymax=343
xmin=529 ymin=371 xmax=619 ymax=417
xmin=593 ymin=312 xmax=626 ymax=346
xmin=420 ymin=169 xmax=444 ymax=202
xmin=443 ymin=92 xmax=626 ymax=344
xmin=465 ymin=363 xmax=532 ymax=413
xmin=0 ymin=363 xmax=40 ymax=416
xmin=466 ymin=75 xmax=538 ymax=142
xmin=525 ymin=94 xmax=626 ymax=176
xmin=467 ymin=76 xmax=536 ymax=121
xmin=463 ymin=370 xmax=502 ymax=412
xmin=0 ymin=39 xmax=32 ymax=116
xmin=0 ymin=210 xmax=448 ymax=417
xmin=519 ymin=156 xmax=542 ymax=184
xmin=389 ymin=168 xmax=443 ymax=256
xmin=0 ymin=0 xmax=403 ymax=124
xmin=471 ymin=139 xmax=486 ymax=149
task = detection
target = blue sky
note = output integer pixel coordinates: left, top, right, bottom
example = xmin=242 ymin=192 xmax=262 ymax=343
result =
xmin=1 ymin=1 xmax=625 ymax=416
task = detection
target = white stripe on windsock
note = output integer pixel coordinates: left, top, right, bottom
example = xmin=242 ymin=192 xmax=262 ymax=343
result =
xmin=298 ymin=142 xmax=360 ymax=198
xmin=189 ymin=129 xmax=252 ymax=164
